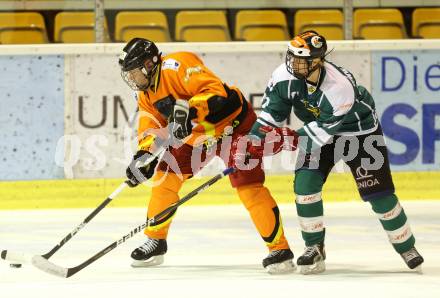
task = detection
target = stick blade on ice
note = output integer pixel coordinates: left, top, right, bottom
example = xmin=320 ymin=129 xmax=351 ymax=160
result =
xmin=32 ymin=255 xmax=68 ymax=278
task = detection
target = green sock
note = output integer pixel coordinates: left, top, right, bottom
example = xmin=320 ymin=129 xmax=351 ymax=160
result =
xmin=294 ymin=170 xmax=325 ymax=246
xmin=369 ymin=194 xmax=415 ymax=253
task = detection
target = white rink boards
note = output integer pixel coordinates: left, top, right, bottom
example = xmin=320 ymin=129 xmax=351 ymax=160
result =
xmin=1 ymin=201 xmax=439 ymax=298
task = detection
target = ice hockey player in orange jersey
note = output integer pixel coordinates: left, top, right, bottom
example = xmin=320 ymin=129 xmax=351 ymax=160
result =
xmin=119 ymin=37 xmax=294 ymax=274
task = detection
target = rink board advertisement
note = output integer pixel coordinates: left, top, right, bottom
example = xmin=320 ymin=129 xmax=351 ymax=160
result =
xmin=65 ymin=50 xmax=370 ymax=178
xmin=1 ymin=48 xmax=438 ymax=181
xmin=372 ymin=50 xmax=440 ymax=171
xmin=0 ymin=55 xmax=65 ymax=181
xmin=63 ymin=54 xmax=137 ymax=178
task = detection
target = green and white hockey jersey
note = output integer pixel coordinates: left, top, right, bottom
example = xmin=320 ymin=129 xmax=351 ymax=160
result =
xmin=251 ymin=61 xmax=379 ymax=152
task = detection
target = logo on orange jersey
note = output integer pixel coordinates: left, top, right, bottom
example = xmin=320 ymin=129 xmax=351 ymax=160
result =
xmin=162 ymin=59 xmax=180 ymax=71
xmin=184 ymin=66 xmax=203 ymax=83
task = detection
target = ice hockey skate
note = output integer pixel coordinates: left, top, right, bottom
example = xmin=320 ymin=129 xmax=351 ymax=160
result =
xmin=297 ymin=242 xmax=326 ymax=275
xmin=262 ymin=248 xmax=296 ymax=274
xmin=131 ymin=238 xmax=167 ymax=268
xmin=401 ymin=247 xmax=424 ymax=272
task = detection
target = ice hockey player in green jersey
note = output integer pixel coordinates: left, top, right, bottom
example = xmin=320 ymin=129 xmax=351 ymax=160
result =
xmin=230 ymin=31 xmax=424 ymax=274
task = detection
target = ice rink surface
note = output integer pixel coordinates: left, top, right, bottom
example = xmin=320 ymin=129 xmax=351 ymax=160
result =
xmin=1 ymin=201 xmax=439 ymax=298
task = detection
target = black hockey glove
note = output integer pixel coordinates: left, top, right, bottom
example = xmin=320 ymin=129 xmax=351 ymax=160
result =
xmin=169 ymin=99 xmax=194 ymax=140
xmin=126 ymin=150 xmax=159 ymax=187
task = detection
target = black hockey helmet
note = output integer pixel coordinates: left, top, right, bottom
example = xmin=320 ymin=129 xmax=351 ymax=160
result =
xmin=285 ymin=31 xmax=327 ymax=79
xmin=119 ymin=37 xmax=162 ymax=91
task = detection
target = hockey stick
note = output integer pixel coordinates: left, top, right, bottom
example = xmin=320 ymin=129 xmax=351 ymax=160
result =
xmin=31 ymin=167 xmax=235 ymax=278
xmin=1 ymin=147 xmax=162 ymax=265
xmin=0 ymin=181 xmax=129 ymax=264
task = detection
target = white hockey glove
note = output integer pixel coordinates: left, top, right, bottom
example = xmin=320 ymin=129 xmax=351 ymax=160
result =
xmin=126 ymin=150 xmax=159 ymax=187
xmin=169 ymin=99 xmax=193 ymax=140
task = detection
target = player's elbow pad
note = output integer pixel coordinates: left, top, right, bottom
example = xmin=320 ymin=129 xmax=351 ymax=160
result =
xmin=205 ymin=94 xmax=241 ymax=123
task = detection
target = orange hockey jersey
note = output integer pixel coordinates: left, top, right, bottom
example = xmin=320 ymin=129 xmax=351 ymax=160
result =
xmin=136 ymin=51 xmax=246 ymax=151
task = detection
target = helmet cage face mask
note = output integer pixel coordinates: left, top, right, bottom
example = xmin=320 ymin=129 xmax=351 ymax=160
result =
xmin=119 ymin=38 xmax=161 ymax=91
xmin=285 ymin=51 xmax=316 ymax=80
xmin=285 ymin=31 xmax=327 ymax=79
xmin=120 ymin=60 xmax=159 ymax=92
xmin=121 ymin=67 xmax=148 ymax=91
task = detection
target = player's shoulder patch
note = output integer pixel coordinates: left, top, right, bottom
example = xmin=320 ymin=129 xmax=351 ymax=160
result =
xmin=162 ymin=58 xmax=180 ymax=71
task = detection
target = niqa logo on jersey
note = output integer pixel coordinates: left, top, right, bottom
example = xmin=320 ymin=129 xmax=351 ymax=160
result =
xmin=355 ymin=166 xmax=372 ymax=179
xmin=355 ymin=166 xmax=380 ymax=189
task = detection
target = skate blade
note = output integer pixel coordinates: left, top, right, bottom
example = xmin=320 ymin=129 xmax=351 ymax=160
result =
xmin=131 ymin=255 xmax=164 ymax=268
xmin=266 ymin=259 xmax=296 ymax=275
xmin=413 ymin=265 xmax=423 ymax=274
xmin=299 ymin=260 xmax=325 ymax=275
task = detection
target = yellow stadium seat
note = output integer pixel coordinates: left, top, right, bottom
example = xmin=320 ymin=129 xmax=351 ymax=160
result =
xmin=115 ymin=11 xmax=171 ymax=42
xmin=175 ymin=10 xmax=230 ymax=42
xmin=0 ymin=12 xmax=48 ymax=44
xmin=235 ymin=10 xmax=289 ymax=41
xmin=412 ymin=8 xmax=440 ymax=39
xmin=54 ymin=11 xmax=110 ymax=43
xmin=353 ymin=9 xmax=406 ymax=39
xmin=294 ymin=9 xmax=344 ymax=40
